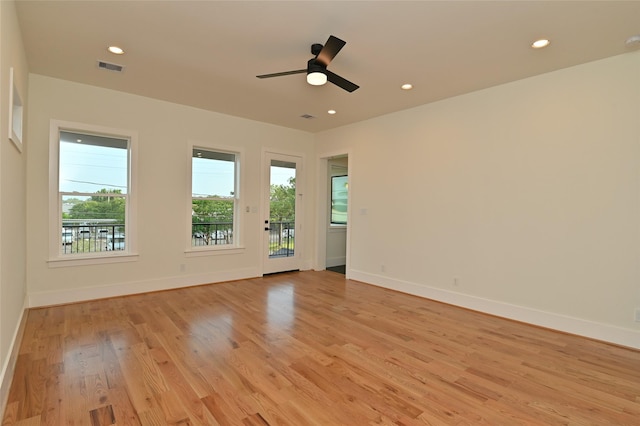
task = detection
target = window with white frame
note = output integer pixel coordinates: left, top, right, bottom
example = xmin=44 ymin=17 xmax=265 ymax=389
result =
xmin=191 ymin=148 xmax=238 ymax=248
xmin=331 ymin=175 xmax=348 ymax=225
xmin=52 ymin=123 xmax=135 ymax=259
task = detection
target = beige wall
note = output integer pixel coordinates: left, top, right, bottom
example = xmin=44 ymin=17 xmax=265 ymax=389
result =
xmin=0 ymin=0 xmax=28 ymax=412
xmin=26 ymin=74 xmax=315 ymax=304
xmin=317 ymin=52 xmax=640 ymax=347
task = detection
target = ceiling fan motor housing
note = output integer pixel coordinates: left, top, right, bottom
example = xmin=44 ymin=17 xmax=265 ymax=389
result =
xmin=311 ymin=43 xmax=324 ymax=55
xmin=307 ymin=58 xmax=326 ymax=74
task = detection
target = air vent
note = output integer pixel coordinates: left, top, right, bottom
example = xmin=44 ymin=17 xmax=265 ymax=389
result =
xmin=97 ymin=60 xmax=124 ymax=72
xmin=300 ymin=114 xmax=316 ymax=119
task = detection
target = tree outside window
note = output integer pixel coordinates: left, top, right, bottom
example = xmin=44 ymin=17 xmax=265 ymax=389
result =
xmin=191 ymin=148 xmax=238 ymax=247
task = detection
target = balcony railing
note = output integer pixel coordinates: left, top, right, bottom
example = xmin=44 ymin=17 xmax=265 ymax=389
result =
xmin=268 ymin=221 xmax=294 ymax=258
xmin=60 ymin=221 xmax=294 ymax=256
xmin=192 ymin=222 xmax=233 ymax=246
xmin=61 ymin=224 xmax=125 ymax=254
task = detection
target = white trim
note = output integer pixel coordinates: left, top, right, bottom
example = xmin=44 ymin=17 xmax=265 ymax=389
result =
xmin=47 ymin=253 xmax=139 ymax=268
xmin=28 ymin=267 xmax=261 ymax=308
xmin=348 ymin=269 xmax=640 ymax=350
xmin=261 ymin=148 xmax=306 ymax=275
xmin=0 ymin=298 xmax=28 ymax=416
xmin=48 ymin=120 xmax=138 ymax=262
xmin=184 ymin=247 xmax=245 ymax=257
xmin=8 ymin=67 xmax=23 ymax=152
xmin=315 ymin=149 xmax=352 ymax=272
xmin=326 ymin=256 xmax=346 ymax=268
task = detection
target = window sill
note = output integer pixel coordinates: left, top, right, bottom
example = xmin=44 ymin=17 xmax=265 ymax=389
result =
xmin=184 ymin=246 xmax=245 ymax=257
xmin=48 ymin=252 xmax=139 ymax=268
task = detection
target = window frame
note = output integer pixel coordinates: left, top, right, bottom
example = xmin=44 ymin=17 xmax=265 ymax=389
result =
xmin=186 ymin=142 xmax=243 ymax=255
xmin=48 ymin=120 xmax=138 ymax=266
xmin=330 ymin=174 xmax=348 ymax=226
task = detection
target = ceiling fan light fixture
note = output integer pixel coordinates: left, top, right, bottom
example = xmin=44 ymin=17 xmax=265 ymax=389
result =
xmin=307 ymin=71 xmax=327 ymax=86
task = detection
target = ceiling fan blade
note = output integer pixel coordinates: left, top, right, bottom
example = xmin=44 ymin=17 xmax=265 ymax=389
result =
xmin=316 ymin=35 xmax=346 ymax=67
xmin=256 ymin=69 xmax=306 ymax=79
xmin=326 ymin=70 xmax=359 ymax=92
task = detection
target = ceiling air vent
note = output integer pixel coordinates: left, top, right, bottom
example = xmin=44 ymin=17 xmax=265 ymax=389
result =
xmin=97 ymin=60 xmax=124 ymax=72
xmin=300 ymin=114 xmax=316 ymax=119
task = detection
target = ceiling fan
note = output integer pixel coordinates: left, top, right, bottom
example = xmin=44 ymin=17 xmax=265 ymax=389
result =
xmin=256 ymin=35 xmax=359 ymax=92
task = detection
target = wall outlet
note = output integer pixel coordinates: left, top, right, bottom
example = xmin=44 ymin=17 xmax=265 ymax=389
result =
xmin=453 ymin=278 xmax=459 ymax=287
xmin=635 ymin=308 xmax=640 ymax=323
xmin=380 ymin=264 xmax=385 ymax=273
xmin=180 ymin=263 xmax=186 ymax=273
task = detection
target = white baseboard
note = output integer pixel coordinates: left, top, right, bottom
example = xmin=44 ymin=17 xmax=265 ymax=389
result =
xmin=326 ymin=256 xmax=346 ymax=268
xmin=28 ymin=267 xmax=261 ymax=307
xmin=0 ymin=297 xmax=28 ymax=418
xmin=348 ymin=269 xmax=640 ymax=350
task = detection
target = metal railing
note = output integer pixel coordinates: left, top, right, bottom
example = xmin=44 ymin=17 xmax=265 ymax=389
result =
xmin=268 ymin=221 xmax=294 ymax=258
xmin=60 ymin=221 xmax=292 ymax=255
xmin=61 ymin=224 xmax=125 ymax=254
xmin=192 ymin=222 xmax=233 ymax=246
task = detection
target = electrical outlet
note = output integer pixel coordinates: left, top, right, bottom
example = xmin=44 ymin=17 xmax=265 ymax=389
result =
xmin=381 ymin=264 xmax=385 ymax=273
xmin=453 ymin=278 xmax=459 ymax=287
xmin=180 ymin=263 xmax=186 ymax=273
xmin=635 ymin=309 xmax=640 ymax=323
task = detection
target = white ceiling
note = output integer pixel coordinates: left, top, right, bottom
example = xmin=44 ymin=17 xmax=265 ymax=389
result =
xmin=15 ymin=1 xmax=640 ymax=133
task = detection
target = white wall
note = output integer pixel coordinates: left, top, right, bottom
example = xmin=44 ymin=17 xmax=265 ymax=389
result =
xmin=316 ymin=52 xmax=640 ymax=348
xmin=26 ymin=75 xmax=315 ymax=305
xmin=0 ymin=0 xmax=28 ymax=413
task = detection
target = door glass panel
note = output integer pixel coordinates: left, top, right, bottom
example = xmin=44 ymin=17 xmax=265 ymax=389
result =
xmin=269 ymin=160 xmax=296 ymax=258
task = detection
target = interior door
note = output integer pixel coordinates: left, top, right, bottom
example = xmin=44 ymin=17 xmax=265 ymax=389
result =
xmin=263 ymin=152 xmax=302 ymax=274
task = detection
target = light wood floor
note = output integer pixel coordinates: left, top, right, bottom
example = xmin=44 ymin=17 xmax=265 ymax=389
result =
xmin=2 ymin=271 xmax=639 ymax=425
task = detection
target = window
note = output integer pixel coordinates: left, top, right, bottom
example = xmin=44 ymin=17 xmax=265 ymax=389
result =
xmin=49 ymin=121 xmax=137 ymax=262
xmin=191 ymin=148 xmax=238 ymax=248
xmin=331 ymin=175 xmax=348 ymax=225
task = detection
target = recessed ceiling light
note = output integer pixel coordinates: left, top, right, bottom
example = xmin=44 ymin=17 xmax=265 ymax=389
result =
xmin=531 ymin=39 xmax=550 ymax=49
xmin=401 ymin=83 xmax=413 ymax=90
xmin=108 ymin=46 xmax=124 ymax=55
xmin=328 ymin=109 xmax=336 ymax=115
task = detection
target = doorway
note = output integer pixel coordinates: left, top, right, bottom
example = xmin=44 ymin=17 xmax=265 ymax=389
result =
xmin=263 ymin=152 xmax=302 ymax=274
xmin=326 ymin=156 xmax=348 ymax=274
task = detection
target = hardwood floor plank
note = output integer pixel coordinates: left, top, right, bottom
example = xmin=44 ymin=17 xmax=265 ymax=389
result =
xmin=1 ymin=401 xmax=19 ymax=426
xmin=13 ymin=416 xmax=40 ymax=426
xmin=3 ymin=271 xmax=639 ymax=425
xmin=88 ymin=404 xmax=115 ymax=426
xmin=103 ymin=386 xmax=140 ymax=426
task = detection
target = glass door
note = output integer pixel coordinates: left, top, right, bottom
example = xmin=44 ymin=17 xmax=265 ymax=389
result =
xmin=263 ymin=153 xmax=302 ymax=274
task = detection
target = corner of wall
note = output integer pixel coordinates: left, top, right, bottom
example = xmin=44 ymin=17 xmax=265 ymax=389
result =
xmin=0 ymin=298 xmax=28 ymax=419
